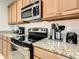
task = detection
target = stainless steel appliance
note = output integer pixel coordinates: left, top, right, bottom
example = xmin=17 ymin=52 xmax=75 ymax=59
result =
xmin=55 ymin=24 xmax=65 ymax=41
xmin=49 ymin=23 xmax=65 ymax=41
xmin=28 ymin=27 xmax=48 ymax=42
xmin=49 ymin=24 xmax=56 ymax=40
xmin=11 ymin=26 xmax=30 ymax=59
xmin=11 ymin=40 xmax=30 ymax=59
xmin=12 ymin=26 xmax=25 ymax=35
xmin=16 ymin=27 xmax=25 ymax=34
xmin=66 ymin=32 xmax=77 ymax=44
xmin=21 ymin=0 xmax=42 ymax=22
xmin=11 ymin=27 xmax=48 ymax=59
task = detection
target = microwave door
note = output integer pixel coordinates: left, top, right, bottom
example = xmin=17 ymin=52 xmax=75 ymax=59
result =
xmin=21 ymin=8 xmax=32 ymax=19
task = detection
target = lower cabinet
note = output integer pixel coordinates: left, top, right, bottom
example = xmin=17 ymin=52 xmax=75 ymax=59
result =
xmin=0 ymin=38 xmax=3 ymax=54
xmin=3 ymin=40 xmax=7 ymax=59
xmin=0 ymin=36 xmax=12 ymax=59
xmin=34 ymin=56 xmax=40 ymax=59
xmin=7 ymin=38 xmax=12 ymax=59
xmin=33 ymin=46 xmax=70 ymax=59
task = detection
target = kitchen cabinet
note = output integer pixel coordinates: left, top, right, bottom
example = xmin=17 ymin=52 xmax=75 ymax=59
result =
xmin=7 ymin=37 xmax=12 ymax=59
xmin=42 ymin=0 xmax=60 ymax=20
xmin=60 ymin=0 xmax=79 ymax=16
xmin=34 ymin=46 xmax=70 ymax=59
xmin=34 ymin=56 xmax=40 ymax=59
xmin=8 ymin=2 xmax=17 ymax=24
xmin=16 ymin=0 xmax=22 ymax=23
xmin=8 ymin=0 xmax=23 ymax=25
xmin=8 ymin=5 xmax=12 ymax=24
xmin=3 ymin=38 xmax=8 ymax=59
xmin=22 ymin=0 xmax=31 ymax=7
xmin=0 ymin=35 xmax=3 ymax=54
xmin=11 ymin=2 xmax=17 ymax=24
xmin=0 ymin=35 xmax=12 ymax=59
xmin=0 ymin=38 xmax=3 ymax=54
xmin=42 ymin=0 xmax=79 ymax=21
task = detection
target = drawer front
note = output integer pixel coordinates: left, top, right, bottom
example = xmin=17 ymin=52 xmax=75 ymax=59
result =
xmin=34 ymin=56 xmax=40 ymax=59
xmin=34 ymin=47 xmax=43 ymax=58
xmin=34 ymin=47 xmax=70 ymax=59
xmin=2 ymin=40 xmax=8 ymax=59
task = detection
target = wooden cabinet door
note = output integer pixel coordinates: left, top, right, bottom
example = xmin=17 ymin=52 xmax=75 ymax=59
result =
xmin=34 ymin=47 xmax=70 ymax=59
xmin=2 ymin=36 xmax=12 ymax=59
xmin=34 ymin=56 xmax=40 ymax=59
xmin=22 ymin=0 xmax=31 ymax=7
xmin=2 ymin=40 xmax=8 ymax=59
xmin=0 ymin=39 xmax=3 ymax=54
xmin=7 ymin=38 xmax=12 ymax=59
xmin=16 ymin=0 xmax=22 ymax=23
xmin=42 ymin=0 xmax=60 ymax=20
xmin=8 ymin=6 xmax=12 ymax=24
xmin=41 ymin=49 xmax=69 ymax=59
xmin=60 ymin=0 xmax=79 ymax=15
xmin=11 ymin=2 xmax=17 ymax=24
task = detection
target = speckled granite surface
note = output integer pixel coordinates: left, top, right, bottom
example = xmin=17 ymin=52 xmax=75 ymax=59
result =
xmin=0 ymin=31 xmax=27 ymax=38
xmin=0 ymin=31 xmax=17 ymax=38
xmin=33 ymin=38 xmax=79 ymax=59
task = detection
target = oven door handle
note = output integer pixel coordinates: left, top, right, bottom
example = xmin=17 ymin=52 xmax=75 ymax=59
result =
xmin=11 ymin=42 xmax=29 ymax=50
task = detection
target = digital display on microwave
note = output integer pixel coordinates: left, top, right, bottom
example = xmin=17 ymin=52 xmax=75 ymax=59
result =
xmin=21 ymin=8 xmax=32 ymax=19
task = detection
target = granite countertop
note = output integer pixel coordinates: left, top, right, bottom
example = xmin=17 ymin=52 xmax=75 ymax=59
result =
xmin=33 ymin=38 xmax=79 ymax=59
xmin=0 ymin=31 xmax=28 ymax=38
xmin=0 ymin=31 xmax=17 ymax=38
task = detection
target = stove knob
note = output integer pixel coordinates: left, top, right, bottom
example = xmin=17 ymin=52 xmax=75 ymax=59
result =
xmin=41 ymin=29 xmax=43 ymax=31
xmin=19 ymin=38 xmax=25 ymax=42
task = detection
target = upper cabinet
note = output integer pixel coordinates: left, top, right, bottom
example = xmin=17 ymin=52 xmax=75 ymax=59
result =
xmin=22 ymin=0 xmax=31 ymax=7
xmin=60 ymin=0 xmax=79 ymax=15
xmin=8 ymin=2 xmax=17 ymax=24
xmin=42 ymin=0 xmax=79 ymax=20
xmin=8 ymin=0 xmax=79 ymax=23
xmin=42 ymin=0 xmax=60 ymax=20
xmin=11 ymin=2 xmax=17 ymax=24
xmin=16 ymin=0 xmax=22 ymax=23
xmin=8 ymin=0 xmax=23 ymax=25
xmin=8 ymin=5 xmax=12 ymax=24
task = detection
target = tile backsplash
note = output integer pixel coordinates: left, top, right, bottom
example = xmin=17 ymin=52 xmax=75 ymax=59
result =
xmin=10 ymin=19 xmax=79 ymax=35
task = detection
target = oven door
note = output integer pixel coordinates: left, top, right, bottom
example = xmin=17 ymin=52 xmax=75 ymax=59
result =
xmin=11 ymin=39 xmax=30 ymax=59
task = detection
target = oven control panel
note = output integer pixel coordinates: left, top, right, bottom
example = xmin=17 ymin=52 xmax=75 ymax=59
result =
xmin=28 ymin=28 xmax=48 ymax=33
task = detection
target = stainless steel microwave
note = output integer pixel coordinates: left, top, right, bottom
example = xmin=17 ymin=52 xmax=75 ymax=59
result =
xmin=21 ymin=0 xmax=41 ymax=22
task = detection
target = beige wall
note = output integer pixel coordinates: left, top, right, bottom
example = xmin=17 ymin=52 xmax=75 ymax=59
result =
xmin=0 ymin=0 xmax=14 ymax=31
xmin=17 ymin=19 xmax=79 ymax=34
